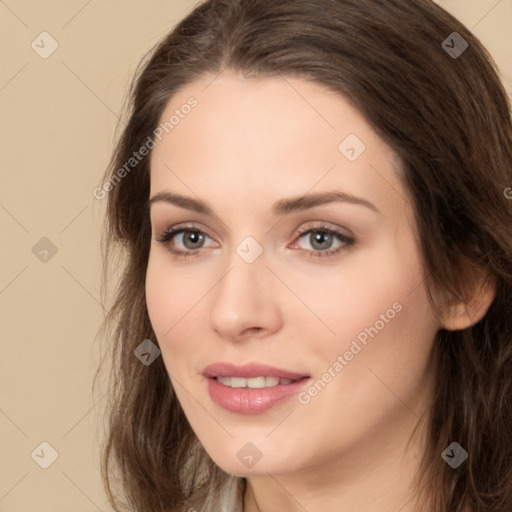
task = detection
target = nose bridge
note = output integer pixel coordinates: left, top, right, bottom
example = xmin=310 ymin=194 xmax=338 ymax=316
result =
xmin=208 ymin=237 xmax=281 ymax=340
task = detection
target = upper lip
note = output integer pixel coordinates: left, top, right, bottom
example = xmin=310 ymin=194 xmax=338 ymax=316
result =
xmin=203 ymin=362 xmax=309 ymax=380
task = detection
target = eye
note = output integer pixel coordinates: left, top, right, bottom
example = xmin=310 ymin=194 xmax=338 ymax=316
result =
xmin=154 ymin=222 xmax=355 ymax=259
xmin=291 ymin=223 xmax=355 ymax=258
xmin=155 ymin=224 xmax=216 ymax=258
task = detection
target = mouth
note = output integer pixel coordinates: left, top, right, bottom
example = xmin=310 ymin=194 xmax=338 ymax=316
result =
xmin=203 ymin=362 xmax=311 ymax=414
xmin=214 ymin=376 xmax=299 ymax=388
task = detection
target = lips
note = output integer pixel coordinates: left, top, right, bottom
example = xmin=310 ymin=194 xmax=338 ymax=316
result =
xmin=203 ymin=362 xmax=310 ymax=414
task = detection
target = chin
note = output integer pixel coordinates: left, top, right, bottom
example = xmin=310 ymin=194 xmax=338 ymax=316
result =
xmin=204 ymin=444 xmax=296 ymax=478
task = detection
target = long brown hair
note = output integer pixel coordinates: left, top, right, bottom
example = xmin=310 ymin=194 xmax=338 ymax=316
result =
xmin=95 ymin=0 xmax=512 ymax=510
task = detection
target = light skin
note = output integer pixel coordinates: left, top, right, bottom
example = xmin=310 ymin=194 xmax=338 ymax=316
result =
xmin=145 ymin=70 xmax=495 ymax=512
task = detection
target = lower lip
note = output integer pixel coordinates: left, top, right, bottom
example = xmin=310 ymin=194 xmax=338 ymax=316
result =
xmin=206 ymin=377 xmax=310 ymax=414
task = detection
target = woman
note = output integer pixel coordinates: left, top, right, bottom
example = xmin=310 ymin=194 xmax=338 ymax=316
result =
xmin=96 ymin=0 xmax=512 ymax=510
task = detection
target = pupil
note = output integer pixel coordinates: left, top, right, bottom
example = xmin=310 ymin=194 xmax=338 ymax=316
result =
xmin=185 ymin=231 xmax=203 ymax=249
xmin=312 ymin=231 xmax=332 ymax=250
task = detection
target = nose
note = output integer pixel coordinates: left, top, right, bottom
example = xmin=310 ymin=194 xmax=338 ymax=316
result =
xmin=208 ymin=249 xmax=283 ymax=343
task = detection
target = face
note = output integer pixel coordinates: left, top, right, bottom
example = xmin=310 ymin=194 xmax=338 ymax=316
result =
xmin=146 ymin=70 xmax=442 ymax=478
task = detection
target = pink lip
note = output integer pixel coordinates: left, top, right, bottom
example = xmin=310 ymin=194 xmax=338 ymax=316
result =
xmin=203 ymin=362 xmax=310 ymax=415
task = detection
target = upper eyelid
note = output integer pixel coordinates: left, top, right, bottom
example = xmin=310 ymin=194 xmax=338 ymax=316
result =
xmin=154 ymin=219 xmax=349 ymax=234
xmin=157 ymin=222 xmax=216 ymax=241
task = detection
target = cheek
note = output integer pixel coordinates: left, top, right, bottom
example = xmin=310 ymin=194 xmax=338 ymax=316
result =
xmin=286 ymin=242 xmax=423 ymax=349
xmin=320 ymin=259 xmax=438 ymax=412
xmin=145 ymin=259 xmax=172 ymax=336
xmin=145 ymin=257 xmax=182 ymax=359
xmin=302 ymin=237 xmax=437 ymax=400
xmin=297 ymin=276 xmax=437 ymax=455
xmin=332 ymin=281 xmax=438 ymax=433
xmin=145 ymin=255 xmax=207 ymax=367
xmin=145 ymin=253 xmax=199 ymax=329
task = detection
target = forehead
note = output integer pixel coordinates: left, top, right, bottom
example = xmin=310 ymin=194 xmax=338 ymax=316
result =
xmin=149 ymin=71 xmax=407 ymax=220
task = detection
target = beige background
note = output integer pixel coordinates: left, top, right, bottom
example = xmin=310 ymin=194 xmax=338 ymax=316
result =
xmin=0 ymin=1 xmax=510 ymax=511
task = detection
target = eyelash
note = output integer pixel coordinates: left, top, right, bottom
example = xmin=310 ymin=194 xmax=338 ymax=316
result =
xmin=155 ymin=222 xmax=356 ymax=260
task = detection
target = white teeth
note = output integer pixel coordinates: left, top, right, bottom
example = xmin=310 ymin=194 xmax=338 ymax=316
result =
xmin=230 ymin=377 xmax=247 ymax=388
xmin=246 ymin=377 xmax=266 ymax=388
xmin=215 ymin=376 xmax=294 ymax=388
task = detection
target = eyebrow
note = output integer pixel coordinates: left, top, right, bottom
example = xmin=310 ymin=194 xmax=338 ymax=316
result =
xmin=147 ymin=190 xmax=380 ymax=216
